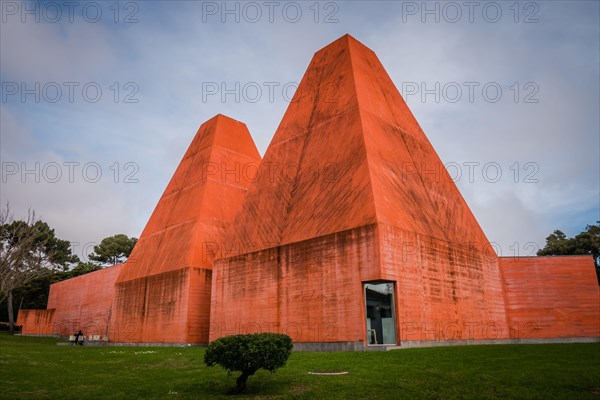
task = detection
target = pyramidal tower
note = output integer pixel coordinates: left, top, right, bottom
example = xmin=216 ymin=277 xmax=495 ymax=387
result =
xmin=112 ymin=115 xmax=261 ymax=343
xmin=210 ymin=35 xmax=509 ymax=349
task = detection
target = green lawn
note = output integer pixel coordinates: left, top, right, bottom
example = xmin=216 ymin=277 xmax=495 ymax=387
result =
xmin=0 ymin=334 xmax=598 ymax=399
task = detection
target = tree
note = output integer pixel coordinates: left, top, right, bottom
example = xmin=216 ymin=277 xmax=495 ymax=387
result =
xmin=537 ymin=222 xmax=600 ymax=282
xmin=204 ymin=333 xmax=293 ymax=394
xmin=64 ymin=262 xmax=102 ymax=278
xmin=0 ymin=205 xmax=78 ymax=332
xmin=88 ymin=234 xmax=137 ymax=265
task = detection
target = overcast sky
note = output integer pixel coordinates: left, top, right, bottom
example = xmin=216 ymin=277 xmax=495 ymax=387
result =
xmin=1 ymin=0 xmax=598 ymax=262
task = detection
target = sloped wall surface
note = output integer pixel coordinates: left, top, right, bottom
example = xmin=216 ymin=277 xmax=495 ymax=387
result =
xmin=111 ymin=114 xmax=260 ymax=343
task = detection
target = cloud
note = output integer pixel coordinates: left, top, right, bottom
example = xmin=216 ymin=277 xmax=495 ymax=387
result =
xmin=1 ymin=0 xmax=598 ymax=259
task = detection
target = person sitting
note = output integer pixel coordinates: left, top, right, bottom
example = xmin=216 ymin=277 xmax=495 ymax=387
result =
xmin=74 ymin=330 xmax=84 ymax=346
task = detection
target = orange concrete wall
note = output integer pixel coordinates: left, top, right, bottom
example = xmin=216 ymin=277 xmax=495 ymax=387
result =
xmin=211 ymin=225 xmax=379 ymax=343
xmin=112 ymin=269 xmax=189 ymax=343
xmin=49 ymin=265 xmax=122 ymax=336
xmin=379 ymin=224 xmax=509 ymax=342
xmin=20 ymin=265 xmax=123 ymax=337
xmin=17 ymin=309 xmax=55 ymax=335
xmin=111 ymin=267 xmax=212 ymax=343
xmin=187 ymin=268 xmax=212 ymax=343
xmin=500 ymin=256 xmax=600 ymax=339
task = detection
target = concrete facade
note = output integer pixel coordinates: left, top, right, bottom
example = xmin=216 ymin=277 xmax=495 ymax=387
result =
xmin=500 ymin=256 xmax=599 ymax=339
xmin=17 ymin=35 xmax=599 ymax=348
xmin=20 ymin=264 xmax=122 ymax=337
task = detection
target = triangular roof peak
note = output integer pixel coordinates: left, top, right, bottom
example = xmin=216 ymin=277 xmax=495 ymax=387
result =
xmin=315 ymin=33 xmax=362 ymax=50
xmin=222 ymin=34 xmax=491 ymax=256
xmin=117 ymin=115 xmax=261 ymax=282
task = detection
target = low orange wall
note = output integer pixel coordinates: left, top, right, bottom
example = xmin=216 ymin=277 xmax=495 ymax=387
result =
xmin=45 ymin=265 xmax=122 ymax=337
xmin=17 ymin=309 xmax=55 ymax=335
xmin=500 ymin=256 xmax=600 ymax=339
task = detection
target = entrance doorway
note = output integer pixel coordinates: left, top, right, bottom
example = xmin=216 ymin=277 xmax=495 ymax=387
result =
xmin=364 ymin=282 xmax=396 ymax=345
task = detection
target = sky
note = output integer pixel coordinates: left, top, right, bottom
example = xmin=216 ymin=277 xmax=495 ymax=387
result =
xmin=1 ymin=0 xmax=598 ymax=262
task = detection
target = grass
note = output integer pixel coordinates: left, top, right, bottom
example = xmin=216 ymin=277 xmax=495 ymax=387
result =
xmin=0 ymin=334 xmax=598 ymax=399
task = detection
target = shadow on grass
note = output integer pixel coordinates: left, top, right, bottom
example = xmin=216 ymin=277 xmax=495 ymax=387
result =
xmin=180 ymin=370 xmax=308 ymax=398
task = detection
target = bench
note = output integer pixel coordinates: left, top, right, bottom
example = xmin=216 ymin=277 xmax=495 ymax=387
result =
xmin=67 ymin=334 xmax=108 ymax=345
xmin=68 ymin=335 xmax=84 ymax=345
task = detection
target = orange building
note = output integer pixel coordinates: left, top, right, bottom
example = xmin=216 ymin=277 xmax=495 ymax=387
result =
xmin=18 ymin=35 xmax=599 ymax=349
xmin=111 ymin=114 xmax=261 ymax=344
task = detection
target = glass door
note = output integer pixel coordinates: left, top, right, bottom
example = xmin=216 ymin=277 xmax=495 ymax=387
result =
xmin=364 ymin=282 xmax=396 ymax=345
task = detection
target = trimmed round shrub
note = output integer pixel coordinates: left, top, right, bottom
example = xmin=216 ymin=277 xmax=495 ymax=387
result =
xmin=204 ymin=333 xmax=293 ymax=393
